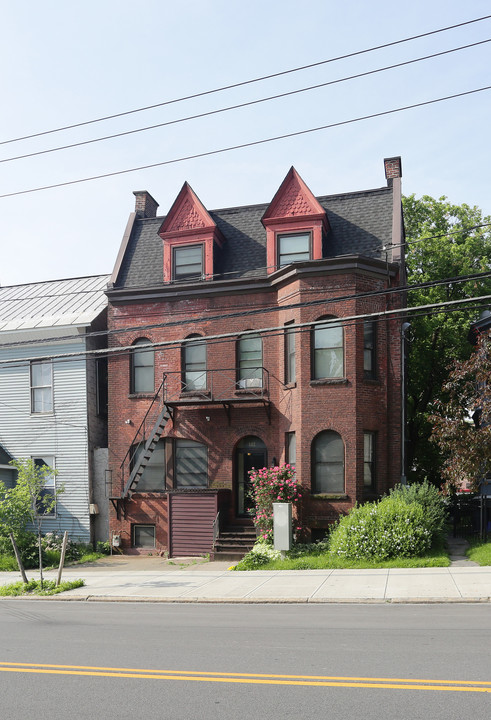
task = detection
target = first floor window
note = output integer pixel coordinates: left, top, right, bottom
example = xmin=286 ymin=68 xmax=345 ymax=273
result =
xmin=32 ymin=456 xmax=56 ymax=516
xmin=237 ymin=333 xmax=263 ymax=388
xmin=173 ymin=245 xmax=203 ymax=281
xmin=30 ymin=361 xmax=53 ymax=413
xmin=130 ymin=439 xmax=166 ymax=492
xmin=364 ymin=432 xmax=376 ymax=489
xmin=312 ymin=319 xmax=344 ymax=379
xmin=175 ymin=439 xmax=208 ymax=488
xmin=311 ymin=431 xmax=344 ymax=494
xmin=131 ymin=338 xmax=154 ymax=394
xmin=133 ymin=524 xmax=156 ymax=548
xmin=277 ymin=232 xmax=311 ymax=267
xmin=285 ymin=432 xmax=296 ymax=467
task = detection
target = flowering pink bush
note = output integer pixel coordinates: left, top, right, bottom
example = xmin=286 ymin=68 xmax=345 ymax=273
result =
xmin=248 ymin=465 xmax=302 ymax=543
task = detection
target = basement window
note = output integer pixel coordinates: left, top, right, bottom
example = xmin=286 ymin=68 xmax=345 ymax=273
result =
xmin=133 ymin=524 xmax=156 ymax=548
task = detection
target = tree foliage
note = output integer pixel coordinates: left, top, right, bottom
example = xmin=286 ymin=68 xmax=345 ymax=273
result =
xmin=430 ymin=333 xmax=491 ymax=494
xmin=403 ymin=194 xmax=491 ymax=484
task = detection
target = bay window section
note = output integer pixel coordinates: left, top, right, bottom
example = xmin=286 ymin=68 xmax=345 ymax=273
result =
xmin=312 ymin=431 xmax=344 ymax=494
xmin=312 ymin=319 xmax=344 ymax=379
xmin=364 ymin=321 xmax=376 ymax=378
xmin=285 ymin=323 xmax=296 ymax=384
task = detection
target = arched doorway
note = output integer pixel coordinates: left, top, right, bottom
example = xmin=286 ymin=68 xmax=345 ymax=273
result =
xmin=235 ymin=436 xmax=267 ymax=517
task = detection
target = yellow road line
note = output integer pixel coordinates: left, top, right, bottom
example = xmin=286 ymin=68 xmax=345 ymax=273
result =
xmin=0 ymin=664 xmax=489 ymax=693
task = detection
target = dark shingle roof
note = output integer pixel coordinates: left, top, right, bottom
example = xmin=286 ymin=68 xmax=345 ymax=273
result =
xmin=116 ymin=185 xmax=394 ymax=289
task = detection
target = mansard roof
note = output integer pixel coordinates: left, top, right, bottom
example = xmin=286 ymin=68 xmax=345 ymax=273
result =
xmin=113 ymin=183 xmax=395 ymax=290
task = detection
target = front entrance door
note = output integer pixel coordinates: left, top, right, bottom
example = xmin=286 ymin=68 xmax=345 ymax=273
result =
xmin=236 ymin=436 xmax=267 ymax=517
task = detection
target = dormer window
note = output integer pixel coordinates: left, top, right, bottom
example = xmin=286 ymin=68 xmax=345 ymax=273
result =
xmin=278 ymin=232 xmax=311 ymax=267
xmin=173 ymin=245 xmax=203 ymax=281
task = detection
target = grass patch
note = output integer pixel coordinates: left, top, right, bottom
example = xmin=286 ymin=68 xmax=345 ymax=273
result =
xmin=234 ymin=540 xmax=449 ymax=571
xmin=467 ymin=539 xmax=491 ymax=565
xmin=74 ymin=552 xmax=105 ymax=565
xmin=0 ymin=579 xmax=85 ymax=596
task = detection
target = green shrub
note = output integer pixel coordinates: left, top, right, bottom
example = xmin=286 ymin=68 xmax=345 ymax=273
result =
xmin=389 ymin=481 xmax=447 ymax=541
xmin=329 ymin=497 xmax=432 ymax=560
xmin=233 ymin=540 xmax=281 ymax=570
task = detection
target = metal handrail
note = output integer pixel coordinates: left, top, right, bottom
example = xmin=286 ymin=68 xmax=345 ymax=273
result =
xmin=118 ymin=375 xmax=166 ymax=495
xmin=212 ymin=510 xmax=221 ymax=549
xmin=164 ymin=367 xmax=269 ymax=403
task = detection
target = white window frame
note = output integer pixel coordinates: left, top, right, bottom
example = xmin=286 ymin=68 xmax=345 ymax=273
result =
xmin=237 ymin=334 xmax=263 ymax=389
xmin=32 ymin=456 xmax=56 ymax=517
xmin=173 ymin=244 xmax=204 ymax=281
xmin=30 ymin=361 xmax=53 ymax=414
xmin=277 ymin=232 xmax=311 ymax=268
xmin=131 ymin=338 xmax=154 ymax=394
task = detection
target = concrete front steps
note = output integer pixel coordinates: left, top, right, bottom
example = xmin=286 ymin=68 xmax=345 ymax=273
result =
xmin=213 ymin=526 xmax=257 ymax=562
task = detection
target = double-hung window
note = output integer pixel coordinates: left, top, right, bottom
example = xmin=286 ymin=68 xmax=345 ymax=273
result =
xmin=312 ymin=319 xmax=344 ymax=379
xmin=312 ymin=431 xmax=344 ymax=494
xmin=284 ymin=323 xmax=296 ymax=384
xmin=364 ymin=321 xmax=376 ymax=378
xmin=285 ymin=432 xmax=296 ymax=467
xmin=237 ymin=334 xmax=263 ymax=388
xmin=130 ymin=440 xmax=166 ymax=492
xmin=364 ymin=432 xmax=376 ymax=490
xmin=131 ymin=338 xmax=154 ymax=394
xmin=175 ymin=439 xmax=208 ymax=488
xmin=173 ymin=245 xmax=203 ymax=281
xmin=30 ymin=361 xmax=53 ymax=413
xmin=182 ymin=337 xmax=207 ymax=391
xmin=277 ymin=232 xmax=311 ymax=267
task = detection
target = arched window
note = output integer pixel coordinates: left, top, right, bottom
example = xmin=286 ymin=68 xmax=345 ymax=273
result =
xmin=312 ymin=431 xmax=345 ymax=494
xmin=237 ymin=333 xmax=263 ymax=388
xmin=312 ymin=318 xmax=344 ymax=379
xmin=130 ymin=338 xmax=154 ymax=394
xmin=182 ymin=335 xmax=207 ymax=391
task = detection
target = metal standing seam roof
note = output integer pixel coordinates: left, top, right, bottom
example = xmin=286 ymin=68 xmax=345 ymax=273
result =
xmin=0 ymin=275 xmax=110 ymax=332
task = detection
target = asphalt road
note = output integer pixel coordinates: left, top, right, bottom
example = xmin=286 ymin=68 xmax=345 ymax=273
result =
xmin=0 ymin=601 xmax=490 ymax=720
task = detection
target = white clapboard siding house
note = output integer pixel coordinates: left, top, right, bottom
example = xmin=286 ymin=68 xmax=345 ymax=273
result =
xmin=0 ymin=275 xmax=110 ymax=543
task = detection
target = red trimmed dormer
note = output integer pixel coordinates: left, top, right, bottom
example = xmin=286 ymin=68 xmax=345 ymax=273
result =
xmin=262 ymin=167 xmax=329 ymax=273
xmin=159 ymin=182 xmax=225 ymax=283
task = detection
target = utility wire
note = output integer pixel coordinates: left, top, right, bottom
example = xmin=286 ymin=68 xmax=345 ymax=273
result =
xmin=2 ymin=39 xmax=489 ymax=166
xmin=1 ymin=85 xmax=490 ymax=200
xmin=1 ymin=14 xmax=489 ymax=148
xmin=1 ymin=268 xmax=490 ymax=351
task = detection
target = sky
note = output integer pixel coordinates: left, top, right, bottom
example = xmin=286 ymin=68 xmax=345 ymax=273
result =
xmin=1 ymin=0 xmax=490 ymax=287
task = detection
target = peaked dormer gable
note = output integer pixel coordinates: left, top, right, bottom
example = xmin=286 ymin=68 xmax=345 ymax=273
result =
xmin=262 ymin=167 xmax=329 ymax=273
xmin=159 ymin=182 xmax=224 ymax=282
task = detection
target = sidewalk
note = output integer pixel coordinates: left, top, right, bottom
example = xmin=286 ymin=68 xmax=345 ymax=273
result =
xmin=1 ymin=559 xmax=491 ymax=603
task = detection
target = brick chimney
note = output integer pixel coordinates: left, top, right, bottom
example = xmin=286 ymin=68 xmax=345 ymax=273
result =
xmin=133 ymin=190 xmax=159 ymax=218
xmin=384 ymin=156 xmax=402 ymax=183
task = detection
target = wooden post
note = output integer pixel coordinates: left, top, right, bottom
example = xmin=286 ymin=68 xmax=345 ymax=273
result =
xmin=9 ymin=533 xmax=28 ymax=584
xmin=56 ymin=531 xmax=68 ymax=586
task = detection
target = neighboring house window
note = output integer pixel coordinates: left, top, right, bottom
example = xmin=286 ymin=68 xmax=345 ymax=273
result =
xmin=284 ymin=323 xmax=296 ymax=384
xmin=364 ymin=432 xmax=376 ymax=490
xmin=0 ymin=465 xmax=16 ymax=489
xmin=277 ymin=232 xmax=311 ymax=267
xmin=173 ymin=245 xmax=203 ymax=281
xmin=312 ymin=318 xmax=344 ymax=379
xmin=130 ymin=439 xmax=166 ymax=492
xmin=182 ymin=336 xmax=207 ymax=391
xmin=32 ymin=456 xmax=56 ymax=516
xmin=311 ymin=431 xmax=344 ymax=494
xmin=131 ymin=338 xmax=154 ymax=394
xmin=237 ymin=333 xmax=263 ymax=388
xmin=133 ymin=524 xmax=156 ymax=548
xmin=285 ymin=432 xmax=296 ymax=467
xmin=30 ymin=361 xmax=53 ymax=413
xmin=175 ymin=439 xmax=208 ymax=488
xmin=364 ymin=321 xmax=376 ymax=378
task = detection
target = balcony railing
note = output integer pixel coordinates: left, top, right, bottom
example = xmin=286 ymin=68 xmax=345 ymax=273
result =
xmin=163 ymin=367 xmax=269 ymax=404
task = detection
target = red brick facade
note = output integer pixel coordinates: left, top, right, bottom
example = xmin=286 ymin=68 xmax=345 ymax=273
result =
xmin=107 ymin=162 xmax=404 ymax=554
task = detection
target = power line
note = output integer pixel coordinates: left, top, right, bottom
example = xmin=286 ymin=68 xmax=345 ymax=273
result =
xmin=2 ymin=14 xmax=489 ymax=148
xmin=1 ymin=268 xmax=490 ymax=351
xmin=1 ymin=292 xmax=489 ymax=369
xmin=3 ymin=39 xmax=489 ymax=166
xmin=1 ymin=85 xmax=490 ymax=200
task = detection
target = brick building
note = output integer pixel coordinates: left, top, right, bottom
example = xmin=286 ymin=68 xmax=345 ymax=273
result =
xmin=106 ymin=158 xmax=405 ymax=556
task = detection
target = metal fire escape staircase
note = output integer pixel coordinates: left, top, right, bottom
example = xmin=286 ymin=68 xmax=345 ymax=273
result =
xmin=110 ymin=378 xmax=172 ymax=518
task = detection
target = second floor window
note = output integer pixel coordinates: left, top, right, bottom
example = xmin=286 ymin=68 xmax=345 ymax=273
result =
xmin=237 ymin=334 xmax=263 ymax=388
xmin=182 ymin=337 xmax=206 ymax=391
xmin=131 ymin=338 xmax=154 ymax=394
xmin=173 ymin=245 xmax=203 ymax=281
xmin=278 ymin=232 xmax=311 ymax=267
xmin=312 ymin=319 xmax=344 ymax=379
xmin=284 ymin=323 xmax=296 ymax=384
xmin=30 ymin=361 xmax=53 ymax=413
xmin=364 ymin=321 xmax=376 ymax=378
